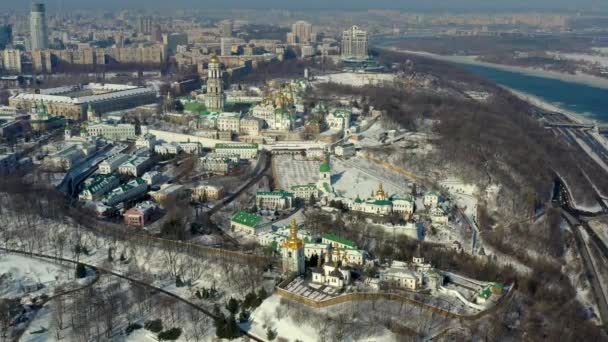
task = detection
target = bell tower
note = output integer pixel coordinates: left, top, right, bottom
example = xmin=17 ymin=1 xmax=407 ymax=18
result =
xmin=205 ymin=54 xmax=226 ymax=112
xmin=281 ymin=220 xmax=305 ymax=275
xmin=317 ymin=153 xmax=333 ymax=194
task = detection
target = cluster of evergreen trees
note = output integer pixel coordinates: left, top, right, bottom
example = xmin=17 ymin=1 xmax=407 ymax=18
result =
xmin=214 ymin=288 xmax=268 ymax=339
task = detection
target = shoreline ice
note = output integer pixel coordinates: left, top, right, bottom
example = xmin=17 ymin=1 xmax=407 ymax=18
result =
xmin=388 ymin=47 xmax=608 ymax=90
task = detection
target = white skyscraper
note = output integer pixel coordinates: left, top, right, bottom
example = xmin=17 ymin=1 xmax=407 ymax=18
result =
xmin=30 ymin=3 xmax=48 ymax=51
xmin=341 ymin=25 xmax=368 ymax=60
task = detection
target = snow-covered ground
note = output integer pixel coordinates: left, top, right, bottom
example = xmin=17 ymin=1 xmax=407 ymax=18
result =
xmin=563 ymin=236 xmax=603 ymax=325
xmin=439 ymin=178 xmax=479 ymax=220
xmin=273 ymin=155 xmax=319 ymax=190
xmin=589 ymin=219 xmax=608 ymax=249
xmin=548 ymin=52 xmax=608 ymax=68
xmin=390 ymin=48 xmax=608 ymax=90
xmin=246 ymin=294 xmax=399 ymax=342
xmin=332 ymin=157 xmax=410 ymax=199
xmin=0 ymin=254 xmax=70 ymax=299
xmin=572 ymin=135 xmax=608 ymax=174
xmin=314 ymin=72 xmax=396 ymax=87
xmin=505 ymin=88 xmax=593 ymax=124
xmin=580 ymin=228 xmax=608 ymax=307
xmin=559 ymin=174 xmax=603 ymax=213
xmin=247 ymin=294 xmax=321 ymax=341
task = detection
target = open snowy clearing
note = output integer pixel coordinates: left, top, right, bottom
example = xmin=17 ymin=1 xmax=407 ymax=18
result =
xmin=332 ymin=157 xmax=410 ymax=199
xmin=247 ymin=294 xmax=321 ymax=342
xmin=0 ymin=254 xmax=71 ymax=299
xmin=273 ymin=155 xmax=319 ymax=190
xmin=314 ymin=72 xmax=397 ymax=87
xmin=246 ymin=294 xmax=399 ymax=342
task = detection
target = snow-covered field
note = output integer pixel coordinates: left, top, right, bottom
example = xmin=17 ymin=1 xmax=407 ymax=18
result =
xmin=0 ymin=203 xmax=270 ymax=341
xmin=273 ymin=155 xmax=319 ymax=190
xmin=246 ymin=294 xmax=399 ymax=342
xmin=247 ymin=294 xmax=322 ymax=342
xmin=314 ymin=72 xmax=396 ymax=87
xmin=549 ymin=52 xmax=608 ymax=68
xmin=0 ymin=254 xmax=70 ymax=299
xmin=332 ymin=157 xmax=411 ymax=199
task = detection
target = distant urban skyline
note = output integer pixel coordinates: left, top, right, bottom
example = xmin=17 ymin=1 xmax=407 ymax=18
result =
xmin=2 ymin=0 xmax=607 ymax=12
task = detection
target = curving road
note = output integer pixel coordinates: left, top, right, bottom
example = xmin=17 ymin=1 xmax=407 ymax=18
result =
xmin=200 ymin=150 xmax=272 ymax=247
xmin=0 ymin=248 xmax=264 ymax=342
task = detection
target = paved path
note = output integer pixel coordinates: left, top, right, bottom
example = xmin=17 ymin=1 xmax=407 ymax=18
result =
xmin=0 ymin=248 xmax=265 ymax=342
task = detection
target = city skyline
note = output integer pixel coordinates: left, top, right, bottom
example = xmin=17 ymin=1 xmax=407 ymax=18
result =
xmin=0 ymin=1 xmax=607 ymax=341
xmin=2 ymin=0 xmax=607 ymax=12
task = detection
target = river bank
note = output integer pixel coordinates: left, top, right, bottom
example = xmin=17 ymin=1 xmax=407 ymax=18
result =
xmin=386 ymin=47 xmax=608 ymax=90
xmin=502 ymin=88 xmax=591 ymax=124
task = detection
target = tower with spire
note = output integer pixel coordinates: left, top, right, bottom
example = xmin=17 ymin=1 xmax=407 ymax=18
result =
xmin=281 ymin=220 xmax=305 ymax=275
xmin=205 ymin=54 xmax=226 ymax=112
xmin=86 ymin=103 xmax=98 ymax=122
xmin=317 ymin=153 xmax=333 ymax=195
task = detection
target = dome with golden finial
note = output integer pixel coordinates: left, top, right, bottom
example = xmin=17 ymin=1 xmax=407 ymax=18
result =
xmin=376 ymin=182 xmax=387 ymax=199
xmin=282 ymin=219 xmax=304 ymax=250
xmin=210 ymin=53 xmax=220 ymax=64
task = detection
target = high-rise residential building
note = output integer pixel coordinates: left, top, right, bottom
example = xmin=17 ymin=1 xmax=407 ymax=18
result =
xmin=138 ymin=16 xmax=153 ymax=35
xmin=151 ymin=25 xmax=162 ymax=42
xmin=290 ymin=21 xmax=313 ymax=45
xmin=341 ymin=25 xmax=368 ymax=60
xmin=0 ymin=25 xmax=12 ymax=49
xmin=205 ymin=55 xmax=226 ymax=112
xmin=163 ymin=33 xmax=188 ymax=53
xmin=30 ymin=3 xmax=48 ymax=51
xmin=286 ymin=32 xmax=296 ymax=45
xmin=2 ymin=49 xmax=22 ymax=73
xmin=219 ymin=20 xmax=233 ymax=38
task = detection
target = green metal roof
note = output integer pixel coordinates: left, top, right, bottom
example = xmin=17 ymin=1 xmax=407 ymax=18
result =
xmin=290 ymin=184 xmax=317 ymax=190
xmin=322 ymin=233 xmax=357 ymax=248
xmin=256 ymin=190 xmax=293 ymax=198
xmin=82 ymin=175 xmax=118 ymax=194
xmin=332 ymin=109 xmax=351 ymax=118
xmin=215 ymin=143 xmax=258 ymax=149
xmin=392 ymin=194 xmax=414 ymax=201
xmin=319 ymin=163 xmax=330 ymax=173
xmin=184 ymin=101 xmax=207 ymax=113
xmin=368 ymin=199 xmax=393 ymax=206
xmin=479 ymin=287 xmax=492 ymax=299
xmin=231 ymin=210 xmax=262 ymax=228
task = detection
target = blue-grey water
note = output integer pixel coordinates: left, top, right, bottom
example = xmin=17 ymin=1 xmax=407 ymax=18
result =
xmin=375 ymin=38 xmax=608 ymax=123
xmin=458 ymin=63 xmax=608 ymax=123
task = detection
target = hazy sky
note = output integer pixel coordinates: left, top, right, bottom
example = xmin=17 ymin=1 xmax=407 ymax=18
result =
xmin=4 ymin=0 xmax=607 ymax=12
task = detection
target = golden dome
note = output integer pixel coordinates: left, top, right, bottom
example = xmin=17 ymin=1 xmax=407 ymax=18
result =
xmin=282 ymin=220 xmax=304 ymax=250
xmin=210 ymin=54 xmax=220 ymax=64
xmin=376 ymin=182 xmax=387 ymax=199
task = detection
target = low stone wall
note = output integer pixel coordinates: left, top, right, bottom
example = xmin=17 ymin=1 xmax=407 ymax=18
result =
xmin=276 ymin=283 xmax=515 ymax=321
xmin=276 ymin=287 xmax=462 ymax=319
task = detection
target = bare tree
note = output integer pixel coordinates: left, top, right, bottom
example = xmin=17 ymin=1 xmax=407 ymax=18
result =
xmin=51 ymin=288 xmax=67 ymax=339
xmin=0 ymin=299 xmax=11 ymax=341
